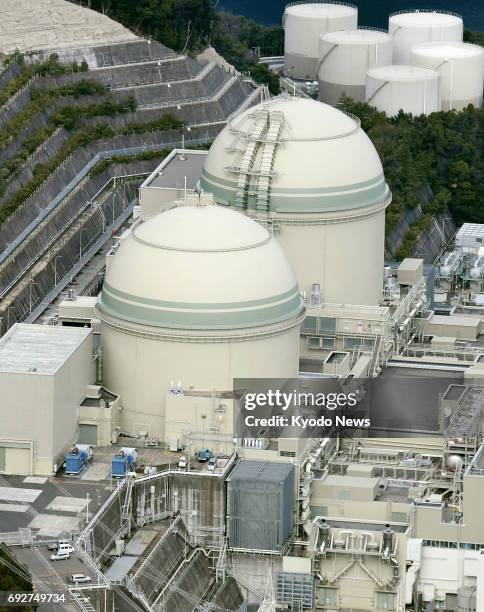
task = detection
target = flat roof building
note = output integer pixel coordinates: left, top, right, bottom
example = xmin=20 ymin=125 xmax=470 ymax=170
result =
xmin=0 ymin=324 xmax=95 ymax=475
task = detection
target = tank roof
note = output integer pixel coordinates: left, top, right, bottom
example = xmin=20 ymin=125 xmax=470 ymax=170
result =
xmin=322 ymin=28 xmax=390 ymax=44
xmin=412 ymin=41 xmax=483 ymax=58
xmin=285 ymin=2 xmax=357 ymax=18
xmin=389 ymin=10 xmax=462 ymax=26
xmin=367 ymin=65 xmax=439 ymax=81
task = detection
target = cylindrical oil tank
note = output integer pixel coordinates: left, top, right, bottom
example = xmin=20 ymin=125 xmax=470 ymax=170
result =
xmin=366 ymin=65 xmax=440 ymax=116
xmin=318 ymin=28 xmax=393 ymax=104
xmin=284 ymin=2 xmax=358 ymax=80
xmin=411 ymin=42 xmax=484 ymax=111
xmin=96 ymin=204 xmax=305 ymax=442
xmin=389 ymin=10 xmax=463 ymax=64
xmin=200 ymin=96 xmax=392 ymax=306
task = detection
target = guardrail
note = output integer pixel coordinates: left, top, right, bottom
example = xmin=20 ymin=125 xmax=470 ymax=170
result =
xmin=23 ymin=196 xmax=137 ymax=324
xmin=138 ymin=74 xmax=237 ymax=110
xmin=0 ymin=136 xmax=213 ymax=268
xmin=389 ymin=8 xmax=461 ymax=18
xmin=108 ymin=61 xmax=216 ymax=92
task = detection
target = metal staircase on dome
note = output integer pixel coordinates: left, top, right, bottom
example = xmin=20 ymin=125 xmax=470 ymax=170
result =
xmin=255 ymin=110 xmax=285 ymax=212
xmin=227 ymin=109 xmax=284 ymax=211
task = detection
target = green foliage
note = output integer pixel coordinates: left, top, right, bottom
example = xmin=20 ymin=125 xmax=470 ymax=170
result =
xmin=73 ymin=1 xmax=283 ymax=90
xmin=395 ymin=214 xmax=433 ymax=260
xmin=75 ymin=0 xmax=215 ymax=51
xmin=0 ymin=108 xmax=182 ymax=224
xmin=119 ymin=112 xmax=184 ymax=134
xmin=91 ymin=149 xmax=170 ymax=176
xmin=464 ymin=29 xmax=484 ymax=47
xmin=339 ymin=97 xmax=484 ymax=252
xmin=245 ymin=62 xmax=280 ymax=95
xmin=212 ymin=11 xmax=283 ymax=63
xmin=0 ymin=78 xmax=114 ymax=149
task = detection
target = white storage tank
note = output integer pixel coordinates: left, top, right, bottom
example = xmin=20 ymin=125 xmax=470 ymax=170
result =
xmin=366 ymin=65 xmax=440 ymax=116
xmin=284 ymin=1 xmax=358 ymax=80
xmin=410 ymin=42 xmax=484 ymax=111
xmin=200 ymin=96 xmax=392 ymax=307
xmin=318 ymin=28 xmax=393 ymax=105
xmin=96 ymin=202 xmax=305 ymax=441
xmin=389 ymin=10 xmax=463 ymax=64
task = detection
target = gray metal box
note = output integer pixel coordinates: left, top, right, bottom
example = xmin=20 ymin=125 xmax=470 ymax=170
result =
xmin=226 ymin=460 xmax=295 ymax=552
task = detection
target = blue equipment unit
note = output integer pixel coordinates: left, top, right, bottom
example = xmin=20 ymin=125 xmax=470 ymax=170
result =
xmin=111 ymin=447 xmax=137 ymax=478
xmin=65 ymin=444 xmax=91 ymax=475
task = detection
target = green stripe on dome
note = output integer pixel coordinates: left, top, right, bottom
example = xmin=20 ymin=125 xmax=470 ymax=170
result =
xmin=200 ymin=168 xmax=390 ymax=213
xmin=98 ymin=282 xmax=304 ymax=330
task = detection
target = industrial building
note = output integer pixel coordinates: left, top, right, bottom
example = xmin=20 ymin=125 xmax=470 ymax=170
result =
xmin=0 ymin=324 xmax=95 ymax=475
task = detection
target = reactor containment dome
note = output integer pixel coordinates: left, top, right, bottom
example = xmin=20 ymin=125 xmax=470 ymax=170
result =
xmin=96 ymin=202 xmax=305 ymax=440
xmin=283 ymin=1 xmax=358 ymax=80
xmin=200 ymin=96 xmax=392 ymax=307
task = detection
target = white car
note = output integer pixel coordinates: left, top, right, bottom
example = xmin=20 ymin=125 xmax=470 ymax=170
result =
xmin=178 ymin=455 xmax=187 ymax=469
xmin=70 ymin=574 xmax=92 ymax=584
xmin=50 ymin=551 xmax=69 ymax=561
xmin=207 ymin=456 xmax=217 ymax=472
xmin=58 ymin=544 xmax=75 ymax=554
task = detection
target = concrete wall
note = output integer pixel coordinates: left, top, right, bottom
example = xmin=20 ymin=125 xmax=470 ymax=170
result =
xmin=418 ymin=546 xmax=479 ymax=604
xmin=414 ymin=473 xmax=484 ymax=543
xmin=0 ymin=372 xmax=53 ymax=475
xmin=139 ymin=186 xmax=192 ymax=218
xmin=275 ymin=206 xmax=386 ymax=307
xmin=53 ymin=333 xmax=95 ymax=468
xmin=79 ymin=396 xmax=121 ymax=446
xmin=310 ymin=489 xmax=410 ymax=524
xmin=165 ymin=393 xmax=234 ymax=455
xmin=101 ymin=323 xmax=300 ymax=440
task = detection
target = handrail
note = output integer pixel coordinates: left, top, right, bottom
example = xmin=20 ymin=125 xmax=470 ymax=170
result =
xmin=108 ymin=61 xmax=216 ymax=91
xmin=389 ymin=8 xmax=462 ymax=19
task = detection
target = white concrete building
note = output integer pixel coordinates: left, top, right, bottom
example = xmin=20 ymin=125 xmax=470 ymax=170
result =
xmin=0 ymin=324 xmax=95 ymax=475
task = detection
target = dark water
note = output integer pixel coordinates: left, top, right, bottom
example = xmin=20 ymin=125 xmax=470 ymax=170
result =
xmin=218 ymin=0 xmax=484 ymax=32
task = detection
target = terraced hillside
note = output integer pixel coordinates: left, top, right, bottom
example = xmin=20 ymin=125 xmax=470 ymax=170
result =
xmin=0 ymin=39 xmax=264 ymax=333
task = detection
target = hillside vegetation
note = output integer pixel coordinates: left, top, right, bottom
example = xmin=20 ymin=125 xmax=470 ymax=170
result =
xmin=339 ymin=98 xmax=484 ymax=257
xmin=72 ymin=0 xmax=282 ymax=92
